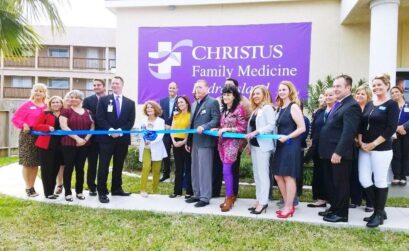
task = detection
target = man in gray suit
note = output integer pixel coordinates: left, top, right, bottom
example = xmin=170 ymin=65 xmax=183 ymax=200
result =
xmin=185 ymin=79 xmax=221 ymax=207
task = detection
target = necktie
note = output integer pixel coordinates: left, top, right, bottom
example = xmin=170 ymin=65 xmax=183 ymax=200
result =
xmin=329 ymin=101 xmax=340 ymax=117
xmin=115 ymin=96 xmax=121 ymax=118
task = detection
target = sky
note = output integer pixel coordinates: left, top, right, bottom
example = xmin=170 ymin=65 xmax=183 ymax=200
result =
xmin=31 ymin=0 xmax=116 ymax=28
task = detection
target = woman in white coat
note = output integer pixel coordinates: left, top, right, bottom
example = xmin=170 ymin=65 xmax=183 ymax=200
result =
xmin=246 ymin=85 xmax=277 ymax=214
xmin=139 ymin=100 xmax=168 ymax=197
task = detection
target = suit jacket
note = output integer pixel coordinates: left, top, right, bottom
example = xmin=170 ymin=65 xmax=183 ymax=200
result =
xmin=96 ymin=94 xmax=136 ymax=145
xmin=247 ymin=104 xmax=276 ymax=152
xmin=138 ymin=117 xmax=168 ymax=162
xmin=318 ymin=95 xmax=361 ymax=160
xmin=159 ymin=96 xmax=177 ymax=126
xmin=83 ymin=94 xmax=99 ymax=123
xmin=188 ymin=95 xmax=221 ymax=148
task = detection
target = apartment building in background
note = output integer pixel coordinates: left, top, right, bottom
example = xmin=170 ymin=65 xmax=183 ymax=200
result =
xmin=0 ymin=26 xmax=116 ymax=155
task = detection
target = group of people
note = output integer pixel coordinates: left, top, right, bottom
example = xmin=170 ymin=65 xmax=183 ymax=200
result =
xmin=12 ymin=76 xmax=135 ymax=204
xmin=308 ymin=74 xmax=408 ymax=228
xmin=11 ymin=73 xmax=408 ymax=228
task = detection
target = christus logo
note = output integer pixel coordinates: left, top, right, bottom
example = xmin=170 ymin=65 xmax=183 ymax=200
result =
xmin=148 ymin=39 xmax=193 ymax=80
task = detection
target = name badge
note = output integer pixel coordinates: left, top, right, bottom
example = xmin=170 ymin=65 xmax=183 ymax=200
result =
xmin=404 ymin=108 xmax=409 ymax=113
xmin=107 ymin=104 xmax=113 ymax=112
xmin=29 ymin=106 xmax=37 ymax=110
xmin=379 ymin=106 xmax=386 ymax=111
xmin=200 ymin=110 xmax=206 ymax=115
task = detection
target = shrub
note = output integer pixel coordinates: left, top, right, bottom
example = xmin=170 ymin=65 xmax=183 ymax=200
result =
xmin=124 ymin=146 xmax=142 ymax=172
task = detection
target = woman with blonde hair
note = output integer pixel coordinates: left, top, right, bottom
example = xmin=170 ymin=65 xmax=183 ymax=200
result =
xmin=272 ymin=81 xmax=306 ymax=218
xmin=139 ymin=100 xmax=168 ymax=197
xmin=33 ymin=96 xmax=64 ymax=199
xmin=12 ymin=83 xmax=48 ymax=197
xmin=245 ymin=85 xmax=276 ymax=214
xmin=54 ymin=91 xmax=73 ymax=195
xmin=350 ymin=85 xmax=373 ymax=211
xmin=358 ymin=74 xmax=399 ymax=227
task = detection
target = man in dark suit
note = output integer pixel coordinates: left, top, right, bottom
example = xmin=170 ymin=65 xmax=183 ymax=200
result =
xmin=82 ymin=79 xmax=106 ymax=196
xmin=96 ymin=76 xmax=135 ymax=203
xmin=159 ymin=82 xmax=178 ymax=182
xmin=318 ymin=74 xmax=362 ymax=222
xmin=185 ymin=79 xmax=221 ymax=207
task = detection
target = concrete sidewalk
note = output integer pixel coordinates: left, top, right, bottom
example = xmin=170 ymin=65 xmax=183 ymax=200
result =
xmin=1 ymin=163 xmax=408 ymax=233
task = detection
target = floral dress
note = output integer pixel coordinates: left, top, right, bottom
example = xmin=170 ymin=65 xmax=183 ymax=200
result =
xmin=218 ymin=104 xmax=248 ymax=164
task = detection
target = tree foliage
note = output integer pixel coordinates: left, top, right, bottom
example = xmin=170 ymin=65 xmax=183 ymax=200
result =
xmin=305 ymin=75 xmax=367 ymax=114
xmin=0 ymin=0 xmax=65 ymax=58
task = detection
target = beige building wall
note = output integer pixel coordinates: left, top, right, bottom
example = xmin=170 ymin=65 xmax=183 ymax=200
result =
xmin=398 ymin=21 xmax=409 ymax=69
xmin=114 ymin=1 xmax=371 ymax=103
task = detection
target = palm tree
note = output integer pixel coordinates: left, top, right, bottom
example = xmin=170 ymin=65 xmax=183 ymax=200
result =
xmin=305 ymin=75 xmax=367 ymax=114
xmin=0 ymin=0 xmax=65 ymax=58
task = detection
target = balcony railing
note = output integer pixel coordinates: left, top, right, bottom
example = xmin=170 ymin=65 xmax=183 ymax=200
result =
xmin=38 ymin=57 xmax=70 ymax=69
xmin=2 ymin=57 xmax=116 ymax=71
xmin=73 ymin=58 xmax=106 ymax=70
xmin=4 ymin=57 xmax=35 ymax=67
xmin=3 ymin=87 xmax=70 ymax=99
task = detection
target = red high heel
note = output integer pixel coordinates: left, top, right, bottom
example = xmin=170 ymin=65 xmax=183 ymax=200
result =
xmin=277 ymin=207 xmax=295 ymax=218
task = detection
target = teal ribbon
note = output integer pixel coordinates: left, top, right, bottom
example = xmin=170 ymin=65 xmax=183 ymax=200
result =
xmin=32 ymin=129 xmax=284 ymax=140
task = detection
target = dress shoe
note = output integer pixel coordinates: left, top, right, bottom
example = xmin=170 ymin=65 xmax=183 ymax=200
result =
xmin=194 ymin=201 xmax=209 ymax=207
xmin=65 ymin=195 xmax=73 ymax=202
xmin=307 ymin=202 xmax=327 ymax=208
xmin=159 ymin=176 xmax=170 ymax=182
xmin=185 ymin=197 xmax=200 ymax=203
xmin=99 ymin=195 xmax=110 ymax=203
xmin=185 ymin=194 xmax=192 ymax=199
xmin=277 ymin=207 xmax=295 ymax=218
xmin=169 ymin=194 xmax=180 ymax=198
xmin=221 ymin=196 xmax=235 ymax=212
xmin=364 ymin=211 xmax=387 ymax=222
xmin=364 ymin=207 xmax=374 ymax=213
xmin=366 ymin=213 xmax=384 ymax=228
xmin=323 ymin=214 xmax=348 ymax=223
xmin=89 ymin=190 xmax=97 ymax=196
xmin=318 ymin=210 xmax=333 ymax=217
xmin=349 ymin=204 xmax=358 ymax=209
xmin=250 ymin=204 xmax=268 ymax=214
xmin=111 ymin=190 xmax=131 ymax=196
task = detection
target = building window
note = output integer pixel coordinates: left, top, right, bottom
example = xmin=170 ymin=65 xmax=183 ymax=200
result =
xmin=48 ymin=78 xmax=69 ymax=89
xmin=48 ymin=48 xmax=69 ymax=57
xmin=11 ymin=76 xmax=33 ymax=88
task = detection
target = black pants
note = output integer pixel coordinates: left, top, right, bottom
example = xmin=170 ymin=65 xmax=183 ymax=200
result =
xmin=392 ymin=135 xmax=409 ymax=180
xmin=172 ymin=138 xmax=192 ymax=195
xmin=349 ymin=154 xmax=363 ymax=206
xmin=62 ymin=146 xmax=88 ymax=196
xmin=311 ymin=149 xmax=327 ymax=201
xmin=39 ymin=148 xmax=62 ymax=197
xmin=97 ymin=140 xmax=129 ymax=195
xmin=322 ymin=158 xmax=351 ymax=218
xmin=161 ymin=134 xmax=172 ymax=177
xmin=212 ymin=146 xmax=223 ymax=197
xmin=86 ymin=140 xmax=99 ymax=192
xmin=233 ymin=151 xmax=241 ymax=197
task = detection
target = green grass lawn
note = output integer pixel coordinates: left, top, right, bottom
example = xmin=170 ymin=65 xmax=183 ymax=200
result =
xmin=0 ymin=194 xmax=409 ymax=250
xmin=0 ymin=156 xmax=18 ymax=167
xmin=1 ymin=157 xmax=409 ymax=249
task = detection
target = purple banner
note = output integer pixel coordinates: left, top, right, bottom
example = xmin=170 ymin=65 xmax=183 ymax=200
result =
xmin=138 ymin=23 xmax=311 ymax=103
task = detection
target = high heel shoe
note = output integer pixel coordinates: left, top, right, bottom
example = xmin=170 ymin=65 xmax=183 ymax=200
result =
xmin=250 ymin=204 xmax=268 ymax=214
xmin=277 ymin=207 xmax=295 ymax=218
